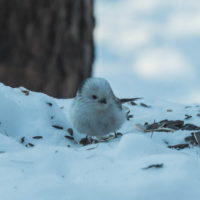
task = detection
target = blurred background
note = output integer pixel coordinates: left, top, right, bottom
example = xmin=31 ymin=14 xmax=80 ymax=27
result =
xmin=0 ymin=0 xmax=200 ymax=103
xmin=94 ymin=0 xmax=200 ymax=104
xmin=0 ymin=0 xmax=94 ymax=98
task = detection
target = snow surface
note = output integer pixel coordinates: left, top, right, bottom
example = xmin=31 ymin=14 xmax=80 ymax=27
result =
xmin=1 ymin=83 xmax=200 ymax=200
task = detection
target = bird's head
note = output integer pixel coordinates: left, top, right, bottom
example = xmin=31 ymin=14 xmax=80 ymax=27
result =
xmin=77 ymin=77 xmax=116 ymax=110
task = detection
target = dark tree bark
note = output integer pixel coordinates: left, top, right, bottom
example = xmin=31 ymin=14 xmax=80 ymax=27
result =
xmin=0 ymin=0 xmax=94 ymax=98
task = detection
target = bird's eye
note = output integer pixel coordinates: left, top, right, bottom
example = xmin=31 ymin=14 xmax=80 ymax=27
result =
xmin=92 ymin=95 xmax=97 ymax=99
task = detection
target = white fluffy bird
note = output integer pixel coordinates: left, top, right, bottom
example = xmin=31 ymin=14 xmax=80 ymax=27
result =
xmin=70 ymin=77 xmax=138 ymax=137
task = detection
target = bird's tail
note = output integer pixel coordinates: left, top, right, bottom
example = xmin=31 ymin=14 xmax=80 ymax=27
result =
xmin=120 ymin=97 xmax=143 ymax=103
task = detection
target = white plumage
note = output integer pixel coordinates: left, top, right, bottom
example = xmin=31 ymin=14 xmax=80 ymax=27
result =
xmin=69 ymin=77 xmax=126 ymax=137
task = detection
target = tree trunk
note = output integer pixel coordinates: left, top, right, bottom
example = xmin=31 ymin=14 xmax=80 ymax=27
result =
xmin=0 ymin=0 xmax=94 ymax=98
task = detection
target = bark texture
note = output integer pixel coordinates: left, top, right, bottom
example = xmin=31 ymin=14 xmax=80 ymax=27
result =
xmin=0 ymin=0 xmax=94 ymax=98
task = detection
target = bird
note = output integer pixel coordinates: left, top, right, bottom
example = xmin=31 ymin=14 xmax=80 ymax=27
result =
xmin=69 ymin=77 xmax=141 ymax=138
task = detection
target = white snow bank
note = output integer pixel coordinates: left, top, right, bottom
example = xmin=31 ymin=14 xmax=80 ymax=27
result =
xmin=0 ymin=83 xmax=200 ymax=200
xmin=0 ymin=83 xmax=71 ymax=147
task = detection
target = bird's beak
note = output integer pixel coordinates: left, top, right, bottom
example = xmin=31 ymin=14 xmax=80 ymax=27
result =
xmin=99 ymin=98 xmax=107 ymax=104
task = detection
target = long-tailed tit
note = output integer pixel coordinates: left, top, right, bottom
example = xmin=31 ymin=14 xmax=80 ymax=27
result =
xmin=70 ymin=77 xmax=139 ymax=137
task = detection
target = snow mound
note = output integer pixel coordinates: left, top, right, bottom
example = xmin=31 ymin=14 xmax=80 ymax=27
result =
xmin=0 ymin=83 xmax=71 ymax=148
xmin=115 ymin=133 xmax=168 ymax=158
xmin=0 ymin=83 xmax=200 ymax=200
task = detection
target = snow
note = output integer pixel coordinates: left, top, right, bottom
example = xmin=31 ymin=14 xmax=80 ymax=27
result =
xmin=0 ymin=1 xmax=199 ymax=198
xmin=0 ymin=83 xmax=70 ymax=146
xmin=1 ymin=83 xmax=200 ymax=200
